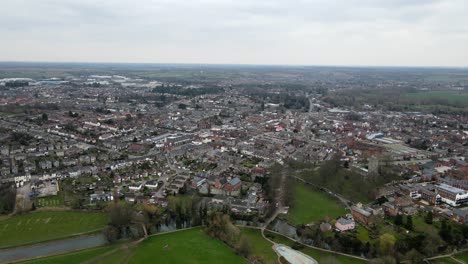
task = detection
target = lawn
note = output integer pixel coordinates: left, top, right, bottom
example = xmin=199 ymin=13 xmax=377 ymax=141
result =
xmin=20 ymin=246 xmax=114 ymax=264
xmin=285 ymin=183 xmax=347 ymax=225
xmin=452 ymin=251 xmax=468 ymax=263
xmin=412 ymin=215 xmax=437 ymax=233
xmin=0 ymin=111 xmax=16 ymax=117
xmin=129 ymin=228 xmax=248 ymax=264
xmin=356 ymin=225 xmax=370 ymax=243
xmin=430 ymin=257 xmax=463 ymax=264
xmin=17 ymin=227 xmax=367 ymax=264
xmin=264 ymin=230 xmax=367 ymax=264
xmin=0 ymin=211 xmax=107 ymax=248
xmin=239 ymin=228 xmax=278 ymax=264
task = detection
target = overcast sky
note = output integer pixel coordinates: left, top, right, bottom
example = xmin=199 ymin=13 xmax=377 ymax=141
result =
xmin=0 ymin=0 xmax=467 ymax=66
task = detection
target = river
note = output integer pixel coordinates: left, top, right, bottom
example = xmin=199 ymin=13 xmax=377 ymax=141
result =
xmin=0 ymin=234 xmax=107 ymax=263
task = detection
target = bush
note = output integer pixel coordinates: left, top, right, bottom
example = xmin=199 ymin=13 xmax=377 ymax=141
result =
xmin=292 ymin=241 xmax=304 ymax=250
xmin=103 ymin=226 xmax=119 ymax=243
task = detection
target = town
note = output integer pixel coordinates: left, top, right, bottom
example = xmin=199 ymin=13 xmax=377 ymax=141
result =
xmin=0 ymin=64 xmax=467 ymax=264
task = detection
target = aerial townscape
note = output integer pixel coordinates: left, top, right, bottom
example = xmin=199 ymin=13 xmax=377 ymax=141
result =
xmin=1 ymin=0 xmax=468 ymax=263
xmin=0 ymin=63 xmax=467 ymax=264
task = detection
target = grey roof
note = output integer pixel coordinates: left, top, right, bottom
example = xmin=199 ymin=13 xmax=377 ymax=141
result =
xmin=337 ymin=217 xmax=354 ymax=225
xmin=229 ymin=177 xmax=241 ymax=186
xmin=454 ymin=209 xmax=468 ymax=217
xmin=437 ymin=183 xmax=466 ymax=195
xmin=351 ymin=206 xmax=372 ymax=217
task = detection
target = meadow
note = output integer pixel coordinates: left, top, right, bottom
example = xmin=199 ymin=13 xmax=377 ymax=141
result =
xmin=16 ymin=226 xmax=370 ymax=264
xmin=285 ymin=183 xmax=347 ymax=225
xmin=405 ymin=91 xmax=468 ymax=106
xmin=129 ymin=228 xmax=247 ymax=264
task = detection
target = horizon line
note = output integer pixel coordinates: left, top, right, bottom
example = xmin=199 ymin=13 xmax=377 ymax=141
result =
xmin=0 ymin=60 xmax=467 ymax=69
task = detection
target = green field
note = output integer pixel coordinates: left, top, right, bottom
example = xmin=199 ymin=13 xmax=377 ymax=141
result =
xmin=452 ymin=251 xmax=468 ymax=263
xmin=0 ymin=211 xmax=107 ymax=248
xmin=405 ymin=91 xmax=468 ymax=106
xmin=17 ymin=228 xmax=246 ymax=264
xmin=285 ymin=183 xmax=347 ymax=225
xmin=20 ymin=246 xmax=115 ymax=264
xmin=16 ymin=227 xmax=368 ymax=264
xmin=356 ymin=225 xmax=370 ymax=243
xmin=430 ymin=257 xmax=463 ymax=264
xmin=240 ymin=228 xmax=278 ymax=264
xmin=129 ymin=228 xmax=247 ymax=264
xmin=0 ymin=111 xmax=16 ymax=117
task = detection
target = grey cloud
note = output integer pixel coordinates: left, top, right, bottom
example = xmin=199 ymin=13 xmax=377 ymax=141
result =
xmin=0 ymin=0 xmax=466 ymax=66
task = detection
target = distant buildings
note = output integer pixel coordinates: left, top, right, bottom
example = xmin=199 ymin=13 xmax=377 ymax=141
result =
xmin=436 ymin=184 xmax=468 ymax=207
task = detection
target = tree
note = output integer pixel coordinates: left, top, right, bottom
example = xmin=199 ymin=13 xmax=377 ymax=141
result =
xmin=379 ymin=233 xmax=396 ymax=256
xmin=318 ymin=154 xmax=341 ymax=184
xmin=405 ymin=215 xmax=414 ymax=231
xmin=0 ymin=183 xmax=16 ymax=214
xmin=206 ymin=213 xmax=239 ymax=247
xmin=425 ymin=211 xmax=433 ymax=224
xmin=108 ymin=202 xmax=133 ymax=228
xmin=440 ymin=219 xmax=453 ymax=242
xmin=394 ymin=214 xmax=403 ymax=226
xmin=103 ymin=226 xmax=119 ymax=243
xmin=41 ymin=113 xmax=48 ymax=121
xmin=237 ymin=235 xmax=252 ymax=258
xmin=422 ymin=230 xmax=443 ymax=256
xmin=405 ymin=249 xmax=424 ymax=264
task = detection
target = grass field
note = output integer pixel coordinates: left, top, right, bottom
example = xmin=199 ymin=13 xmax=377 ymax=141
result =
xmin=355 ymin=226 xmax=370 ymax=243
xmin=452 ymin=251 xmax=468 ymax=263
xmin=430 ymin=257 xmax=463 ymax=264
xmin=285 ymin=183 xmax=347 ymax=225
xmin=20 ymin=246 xmax=115 ymax=264
xmin=16 ymin=227 xmax=368 ymax=264
xmin=0 ymin=111 xmax=16 ymax=117
xmin=17 ymin=228 xmax=246 ymax=264
xmin=0 ymin=211 xmax=107 ymax=248
xmin=36 ymin=195 xmax=64 ymax=207
xmin=240 ymin=228 xmax=278 ymax=264
xmin=405 ymin=91 xmax=468 ymax=106
xmin=129 ymin=228 xmax=248 ymax=264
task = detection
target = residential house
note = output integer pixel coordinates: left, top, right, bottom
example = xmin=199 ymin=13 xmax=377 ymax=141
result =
xmin=335 ymin=217 xmax=356 ymax=232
